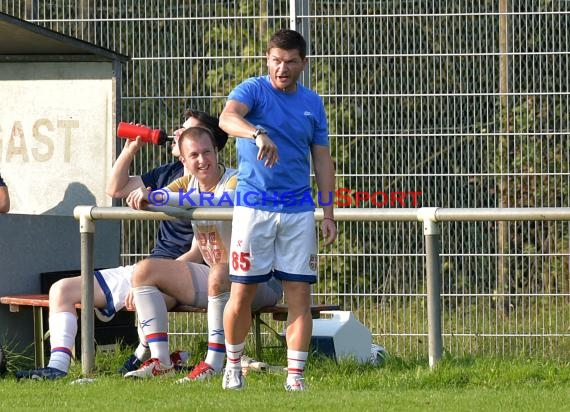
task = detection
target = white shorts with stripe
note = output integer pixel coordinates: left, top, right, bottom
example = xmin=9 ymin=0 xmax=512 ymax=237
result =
xmin=93 ymin=264 xmax=136 ymax=322
xmin=229 ymin=206 xmax=318 ymax=284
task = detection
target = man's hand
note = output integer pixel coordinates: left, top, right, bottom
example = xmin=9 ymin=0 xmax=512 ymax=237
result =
xmin=321 ymin=218 xmax=337 ymax=246
xmin=255 ymin=133 xmax=279 ymax=167
xmin=126 ymin=186 xmax=152 ymax=210
xmin=124 ymin=289 xmax=136 ymax=311
xmin=123 ymin=135 xmax=146 ymax=156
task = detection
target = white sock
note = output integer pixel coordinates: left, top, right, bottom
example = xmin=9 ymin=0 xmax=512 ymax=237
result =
xmin=224 ymin=341 xmax=245 ymax=372
xmin=133 ymin=285 xmax=171 ymax=366
xmin=134 ymin=324 xmax=150 ymax=361
xmin=287 ymin=349 xmax=308 ymax=381
xmin=47 ymin=311 xmax=77 ymax=373
xmin=204 ymin=293 xmax=229 ymax=371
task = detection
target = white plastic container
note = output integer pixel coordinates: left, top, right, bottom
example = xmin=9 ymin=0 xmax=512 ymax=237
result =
xmin=310 ymin=311 xmax=372 ymax=363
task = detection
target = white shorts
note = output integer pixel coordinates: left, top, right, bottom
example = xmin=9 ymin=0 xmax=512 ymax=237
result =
xmin=229 ymin=206 xmax=318 ymax=284
xmin=184 ymin=261 xmax=210 ymax=308
xmin=94 ymin=265 xmax=135 ymax=321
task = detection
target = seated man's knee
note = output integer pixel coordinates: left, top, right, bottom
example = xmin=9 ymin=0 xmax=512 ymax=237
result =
xmin=209 ymin=277 xmax=230 ymax=296
xmin=131 ymin=259 xmax=155 ymax=286
xmin=208 ymin=264 xmax=231 ymax=296
xmin=49 ymin=277 xmax=80 ymax=305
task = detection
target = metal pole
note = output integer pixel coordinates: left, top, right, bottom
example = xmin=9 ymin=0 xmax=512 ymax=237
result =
xmin=498 ymin=0 xmax=510 ymax=317
xmin=32 ymin=307 xmax=44 ymax=368
xmin=78 ymin=207 xmax=96 ymax=375
xmin=290 ymin=0 xmax=311 ymax=88
xmin=419 ymin=208 xmax=442 ymax=368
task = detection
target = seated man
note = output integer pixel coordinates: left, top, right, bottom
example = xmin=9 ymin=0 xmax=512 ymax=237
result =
xmin=0 ymin=173 xmax=9 ymax=213
xmin=124 ymin=126 xmax=282 ymax=380
xmin=15 ymin=109 xmax=227 ymax=380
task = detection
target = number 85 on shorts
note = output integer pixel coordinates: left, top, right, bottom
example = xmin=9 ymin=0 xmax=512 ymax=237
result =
xmin=231 ymin=251 xmax=251 ymax=273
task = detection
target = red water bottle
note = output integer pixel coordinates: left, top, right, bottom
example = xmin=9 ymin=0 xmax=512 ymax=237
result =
xmin=116 ymin=122 xmax=169 ymax=145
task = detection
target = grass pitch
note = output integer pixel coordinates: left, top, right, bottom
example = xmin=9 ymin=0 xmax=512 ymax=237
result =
xmin=1 ymin=345 xmax=569 ymax=411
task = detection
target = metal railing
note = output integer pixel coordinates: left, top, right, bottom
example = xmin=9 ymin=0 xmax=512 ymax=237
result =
xmin=73 ymin=205 xmax=570 ymax=375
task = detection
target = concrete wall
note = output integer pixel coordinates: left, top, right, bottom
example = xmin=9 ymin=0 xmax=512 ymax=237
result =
xmin=0 ymin=213 xmax=120 ymax=353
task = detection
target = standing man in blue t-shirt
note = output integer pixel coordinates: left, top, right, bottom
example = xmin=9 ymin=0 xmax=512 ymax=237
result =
xmin=219 ymin=29 xmax=337 ymax=391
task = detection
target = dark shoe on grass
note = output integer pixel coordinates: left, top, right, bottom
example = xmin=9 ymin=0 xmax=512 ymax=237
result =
xmin=15 ymin=367 xmax=67 ymax=380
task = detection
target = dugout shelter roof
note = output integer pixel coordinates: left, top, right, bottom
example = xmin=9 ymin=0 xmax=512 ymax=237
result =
xmin=0 ymin=11 xmax=129 ymax=62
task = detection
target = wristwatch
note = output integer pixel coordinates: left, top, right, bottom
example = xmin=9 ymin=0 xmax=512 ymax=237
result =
xmin=252 ymin=126 xmax=267 ymax=139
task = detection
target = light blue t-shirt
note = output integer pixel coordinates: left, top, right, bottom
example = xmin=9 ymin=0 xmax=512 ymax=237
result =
xmin=228 ymin=75 xmax=329 ymax=213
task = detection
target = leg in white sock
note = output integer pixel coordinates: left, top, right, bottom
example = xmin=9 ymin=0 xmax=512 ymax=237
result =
xmin=204 ymin=293 xmax=229 ymax=371
xmin=133 ymin=285 xmax=171 ymax=366
xmin=287 ymin=349 xmax=308 ymax=381
xmin=224 ymin=341 xmax=245 ymax=372
xmin=134 ymin=323 xmax=150 ymax=361
xmin=46 ymin=311 xmax=77 ymax=373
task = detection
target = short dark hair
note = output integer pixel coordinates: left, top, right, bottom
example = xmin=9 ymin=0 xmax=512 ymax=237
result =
xmin=183 ymin=109 xmax=229 ymax=151
xmin=178 ymin=126 xmax=217 ymax=152
xmin=267 ymin=29 xmax=307 ymax=59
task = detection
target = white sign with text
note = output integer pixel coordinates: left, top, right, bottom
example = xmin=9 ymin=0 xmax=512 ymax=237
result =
xmin=0 ymin=62 xmax=115 ymax=215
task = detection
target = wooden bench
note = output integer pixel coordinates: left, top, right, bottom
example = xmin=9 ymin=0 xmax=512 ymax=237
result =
xmin=0 ymin=294 xmax=339 ymax=367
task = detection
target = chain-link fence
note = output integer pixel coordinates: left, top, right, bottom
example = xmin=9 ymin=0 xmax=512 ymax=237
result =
xmin=2 ymin=0 xmax=569 ymax=359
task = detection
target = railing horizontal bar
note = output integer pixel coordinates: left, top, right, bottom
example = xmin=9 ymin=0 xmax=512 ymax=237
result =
xmin=76 ymin=206 xmax=570 ymax=223
xmin=75 ymin=206 xmax=422 ymax=222
xmin=435 ymin=208 xmax=570 ymax=221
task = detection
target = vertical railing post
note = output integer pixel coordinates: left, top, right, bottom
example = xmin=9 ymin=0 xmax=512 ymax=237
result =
xmin=418 ymin=208 xmax=442 ymax=368
xmin=77 ymin=207 xmax=96 ymax=375
xmin=497 ymin=0 xmax=511 ymax=318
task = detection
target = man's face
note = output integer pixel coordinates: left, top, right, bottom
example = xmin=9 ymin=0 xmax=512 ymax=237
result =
xmin=179 ymin=132 xmax=218 ymax=181
xmin=172 ymin=116 xmax=203 ymax=158
xmin=266 ymin=47 xmax=307 ymax=92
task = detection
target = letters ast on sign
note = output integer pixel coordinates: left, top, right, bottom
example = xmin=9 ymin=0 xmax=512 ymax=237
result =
xmin=2 ymin=119 xmax=80 ymax=163
xmin=148 ymin=187 xmax=422 ymax=208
